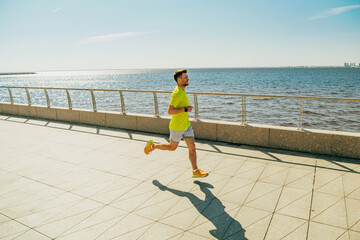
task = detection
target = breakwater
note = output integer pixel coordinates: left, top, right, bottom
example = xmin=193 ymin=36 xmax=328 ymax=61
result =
xmin=0 ymin=72 xmax=36 ymax=75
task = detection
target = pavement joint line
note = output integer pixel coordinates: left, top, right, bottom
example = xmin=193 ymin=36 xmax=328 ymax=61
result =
xmin=217 ymin=158 xmax=272 ymax=239
xmin=349 ymin=219 xmax=360 ymax=232
xmin=135 ymin=163 xmax=239 ymax=237
xmin=49 ymin=213 xmax=125 ymax=240
xmin=135 ymin=219 xmax=185 ymax=240
xmin=0 ymin=169 xmax=132 ymax=223
xmin=0 ymin=212 xmax=53 ymax=240
xmin=214 ymin=171 xmax=260 ymax=199
xmin=34 ymin=149 xmax=159 ymax=184
xmin=93 ymin=211 xmax=146 ymax=240
xmin=77 ymin=156 xmax=191 ymax=239
xmin=307 ymin=167 xmax=360 ymax=221
xmin=257 ymin=165 xmax=290 ymax=183
xmin=310 ymin=195 xmax=351 ymax=222
xmin=238 ymin=163 xmax=266 ymax=174
xmin=0 ymin=230 xmax=29 ymax=240
xmin=316 ymin=175 xmax=359 ymax=198
xmin=180 ymin=177 xmax=233 ymax=230
xmin=3 ymin=168 xmax=101 ymax=200
xmin=273 ymin=192 xmax=312 ymax=216
xmin=243 ymin=183 xmax=282 ymax=206
xmin=278 ymin=221 xmax=309 ymax=240
xmin=154 ymin=187 xmax=215 ymax=222
xmin=221 ymin=211 xmax=273 ymax=240
xmin=127 ymin=168 xmax=190 ymax=213
xmin=108 ymin=222 xmax=154 ymax=240
xmin=28 ymin=200 xmax=103 ymax=229
xmin=310 ymin=220 xmax=351 ymax=231
xmin=262 ymin=164 xmax=292 ymax=240
xmin=343 ymin=173 xmax=350 ymax=230
xmin=306 ymin=160 xmax=317 ymax=240
xmin=336 ymin=229 xmax=349 ymax=240
xmin=57 ymin=208 xmax=130 ymax=239
xmin=0 ymin=190 xmax=72 ymax=214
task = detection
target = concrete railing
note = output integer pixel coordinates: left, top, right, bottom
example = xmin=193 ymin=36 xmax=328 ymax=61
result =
xmin=0 ymin=86 xmax=359 ymax=159
xmin=2 ymin=86 xmax=360 ymax=129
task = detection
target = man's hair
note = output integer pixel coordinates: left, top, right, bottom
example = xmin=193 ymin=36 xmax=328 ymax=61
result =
xmin=173 ymin=69 xmax=187 ymax=82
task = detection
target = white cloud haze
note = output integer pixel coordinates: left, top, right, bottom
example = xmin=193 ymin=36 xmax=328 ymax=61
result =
xmin=82 ymin=32 xmax=151 ymax=43
xmin=308 ymin=5 xmax=360 ymax=20
xmin=52 ymin=6 xmax=63 ymax=14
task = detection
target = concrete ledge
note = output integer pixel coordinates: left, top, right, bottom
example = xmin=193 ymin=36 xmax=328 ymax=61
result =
xmin=79 ymin=110 xmax=106 ymax=127
xmin=56 ymin=108 xmax=80 ymax=123
xmin=332 ymin=133 xmax=360 ymax=159
xmin=191 ymin=119 xmax=217 ymax=141
xmin=1 ymin=103 xmax=359 ymax=159
xmin=137 ymin=114 xmax=170 ymax=135
xmin=35 ymin=106 xmax=57 ymax=120
xmin=105 ymin=112 xmax=137 ymax=130
xmin=18 ymin=104 xmax=37 ymax=118
xmin=0 ymin=103 xmax=19 ymax=115
xmin=268 ymin=128 xmax=333 ymax=155
xmin=217 ymin=122 xmax=270 ymax=147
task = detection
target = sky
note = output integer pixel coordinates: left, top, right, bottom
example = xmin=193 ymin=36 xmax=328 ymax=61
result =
xmin=0 ymin=0 xmax=359 ymax=72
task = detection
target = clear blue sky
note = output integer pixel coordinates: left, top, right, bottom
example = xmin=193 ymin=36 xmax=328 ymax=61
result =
xmin=0 ymin=0 xmax=359 ymax=71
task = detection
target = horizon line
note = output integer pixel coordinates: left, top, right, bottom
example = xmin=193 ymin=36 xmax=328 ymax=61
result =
xmin=2 ymin=65 xmax=355 ymax=73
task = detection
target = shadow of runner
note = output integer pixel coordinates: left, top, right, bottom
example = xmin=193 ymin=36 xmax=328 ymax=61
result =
xmin=153 ymin=180 xmax=247 ymax=240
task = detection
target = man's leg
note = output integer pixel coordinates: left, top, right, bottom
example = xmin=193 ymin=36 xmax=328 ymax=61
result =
xmin=184 ymin=137 xmax=198 ymax=170
xmin=154 ymin=140 xmax=179 ymax=151
xmin=144 ymin=130 xmax=181 ymax=154
xmin=185 ymin=137 xmax=208 ymax=177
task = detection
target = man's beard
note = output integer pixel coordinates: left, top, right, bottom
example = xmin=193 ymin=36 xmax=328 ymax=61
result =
xmin=184 ymin=83 xmax=189 ymax=86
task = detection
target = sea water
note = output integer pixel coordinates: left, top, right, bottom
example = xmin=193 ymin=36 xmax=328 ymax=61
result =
xmin=0 ymin=68 xmax=359 ymax=132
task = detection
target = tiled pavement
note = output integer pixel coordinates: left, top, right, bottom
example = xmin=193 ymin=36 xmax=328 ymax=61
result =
xmin=1 ymin=114 xmax=360 ymax=240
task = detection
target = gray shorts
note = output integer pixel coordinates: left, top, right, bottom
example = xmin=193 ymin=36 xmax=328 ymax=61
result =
xmin=169 ymin=125 xmax=194 ymax=143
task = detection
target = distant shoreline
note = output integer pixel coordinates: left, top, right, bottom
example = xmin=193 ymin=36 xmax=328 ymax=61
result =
xmin=1 ymin=67 xmax=359 ymax=74
xmin=0 ymin=72 xmax=36 ymax=75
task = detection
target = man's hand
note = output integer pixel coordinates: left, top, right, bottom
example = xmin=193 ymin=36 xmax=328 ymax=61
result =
xmin=187 ymin=106 xmax=194 ymax=112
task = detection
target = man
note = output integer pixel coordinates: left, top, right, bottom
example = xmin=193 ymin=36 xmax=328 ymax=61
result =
xmin=144 ymin=69 xmax=208 ymax=178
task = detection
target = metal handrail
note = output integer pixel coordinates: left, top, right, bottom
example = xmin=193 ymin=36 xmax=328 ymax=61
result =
xmin=1 ymin=86 xmax=360 ymax=101
xmin=1 ymin=86 xmax=360 ymax=130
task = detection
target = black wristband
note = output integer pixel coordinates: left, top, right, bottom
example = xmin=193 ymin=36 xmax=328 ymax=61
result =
xmin=184 ymin=107 xmax=188 ymax=112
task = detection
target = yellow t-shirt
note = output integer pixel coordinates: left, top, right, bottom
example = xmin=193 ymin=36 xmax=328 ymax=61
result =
xmin=169 ymin=86 xmax=191 ymax=131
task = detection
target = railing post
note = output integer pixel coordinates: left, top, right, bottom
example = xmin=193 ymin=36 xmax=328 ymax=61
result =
xmin=241 ymin=96 xmax=246 ymax=124
xmin=66 ymin=90 xmax=72 ymax=110
xmin=298 ymin=100 xmax=303 ymax=130
xmin=119 ymin=91 xmax=125 ymax=114
xmin=25 ymin=88 xmax=31 ymax=106
xmin=244 ymin=96 xmax=246 ymax=124
xmin=194 ymin=94 xmax=199 ymax=120
xmin=44 ymin=89 xmax=50 ymax=107
xmin=7 ymin=88 xmax=14 ymax=104
xmin=153 ymin=92 xmax=159 ymax=117
xmin=90 ymin=90 xmax=97 ymax=112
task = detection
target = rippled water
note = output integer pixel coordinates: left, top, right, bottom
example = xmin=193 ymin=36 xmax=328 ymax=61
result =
xmin=0 ymin=68 xmax=359 ymax=132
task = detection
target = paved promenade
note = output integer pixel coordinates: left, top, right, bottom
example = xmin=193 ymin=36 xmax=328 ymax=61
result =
xmin=1 ymin=114 xmax=360 ymax=240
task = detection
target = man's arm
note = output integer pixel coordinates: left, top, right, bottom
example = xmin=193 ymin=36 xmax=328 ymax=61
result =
xmin=168 ymin=105 xmax=193 ymax=115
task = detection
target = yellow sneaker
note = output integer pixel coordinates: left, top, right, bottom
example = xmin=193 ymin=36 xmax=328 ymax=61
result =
xmin=192 ymin=169 xmax=209 ymax=178
xmin=144 ymin=140 xmax=154 ymax=155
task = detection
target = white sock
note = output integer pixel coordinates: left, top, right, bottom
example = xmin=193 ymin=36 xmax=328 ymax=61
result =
xmin=193 ymin=168 xmax=198 ymax=172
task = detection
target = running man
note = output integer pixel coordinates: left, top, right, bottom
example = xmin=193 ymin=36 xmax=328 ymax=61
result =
xmin=144 ymin=69 xmax=208 ymax=178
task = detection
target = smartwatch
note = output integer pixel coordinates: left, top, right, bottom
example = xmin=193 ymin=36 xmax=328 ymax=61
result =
xmin=184 ymin=107 xmax=188 ymax=112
